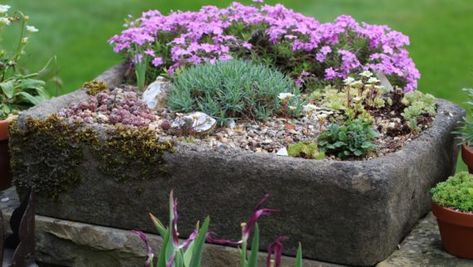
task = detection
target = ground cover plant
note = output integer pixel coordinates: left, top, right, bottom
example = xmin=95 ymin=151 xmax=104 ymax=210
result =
xmin=109 ymin=1 xmax=420 ymax=92
xmin=52 ymin=1 xmax=440 ymax=161
xmin=431 ymin=172 xmax=473 ymax=213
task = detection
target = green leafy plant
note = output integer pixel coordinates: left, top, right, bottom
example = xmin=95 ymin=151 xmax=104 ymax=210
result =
xmin=168 ymin=60 xmax=303 ymax=125
xmin=401 ymin=90 xmax=436 ymax=132
xmin=288 ymin=142 xmax=325 ymax=160
xmin=455 ymin=88 xmax=473 ymax=145
xmin=135 ymin=192 xmax=304 ymax=267
xmin=308 ymin=71 xmax=391 ymax=124
xmin=431 ymin=171 xmax=473 ymax=213
xmin=317 ymin=119 xmax=378 ymax=159
xmin=0 ymin=5 xmax=50 ymax=119
xmin=134 ymin=191 xmax=210 ymax=267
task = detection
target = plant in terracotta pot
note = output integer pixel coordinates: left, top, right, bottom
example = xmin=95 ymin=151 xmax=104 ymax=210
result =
xmin=431 ymin=171 xmax=473 ymax=259
xmin=457 ymin=88 xmax=473 ymax=173
xmin=0 ymin=5 xmax=50 ymax=189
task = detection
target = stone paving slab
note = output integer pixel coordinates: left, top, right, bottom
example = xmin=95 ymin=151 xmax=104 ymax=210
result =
xmin=377 ymin=213 xmax=473 ymax=267
xmin=1 ymin=187 xmax=473 ymax=267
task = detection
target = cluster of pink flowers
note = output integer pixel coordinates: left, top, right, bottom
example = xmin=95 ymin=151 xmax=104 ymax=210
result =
xmin=59 ymin=88 xmax=157 ymax=127
xmin=109 ymin=1 xmax=419 ymax=91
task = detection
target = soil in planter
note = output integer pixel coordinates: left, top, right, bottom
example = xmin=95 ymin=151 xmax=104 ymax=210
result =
xmin=57 ymin=85 xmax=435 ymax=160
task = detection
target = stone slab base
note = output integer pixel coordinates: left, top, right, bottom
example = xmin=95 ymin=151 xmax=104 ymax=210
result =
xmin=3 ymin=213 xmax=343 ymax=267
xmin=2 ymin=187 xmax=473 ymax=267
xmin=0 ymin=188 xmax=341 ymax=267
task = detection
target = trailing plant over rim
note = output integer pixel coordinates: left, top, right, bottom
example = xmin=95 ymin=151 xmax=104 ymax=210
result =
xmin=109 ymin=1 xmax=419 ymax=91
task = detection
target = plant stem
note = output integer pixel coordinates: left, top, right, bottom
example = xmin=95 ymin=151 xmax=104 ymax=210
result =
xmin=14 ymin=12 xmax=27 ymax=62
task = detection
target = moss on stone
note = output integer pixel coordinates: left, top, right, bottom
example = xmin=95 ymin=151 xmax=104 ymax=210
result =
xmin=95 ymin=125 xmax=174 ymax=182
xmin=83 ymin=80 xmax=108 ymax=96
xmin=10 ymin=115 xmax=174 ymax=199
xmin=288 ymin=141 xmax=325 ymax=160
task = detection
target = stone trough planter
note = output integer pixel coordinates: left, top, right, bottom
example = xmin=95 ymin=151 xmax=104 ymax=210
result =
xmin=10 ymin=64 xmax=464 ymax=266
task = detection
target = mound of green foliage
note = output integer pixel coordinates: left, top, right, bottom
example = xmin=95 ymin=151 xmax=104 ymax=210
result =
xmin=317 ymin=119 xmax=378 ymax=159
xmin=431 ymin=171 xmax=473 ymax=212
xmin=288 ymin=142 xmax=325 ymax=160
xmin=168 ymin=60 xmax=302 ymax=125
xmin=401 ymin=91 xmax=436 ymax=132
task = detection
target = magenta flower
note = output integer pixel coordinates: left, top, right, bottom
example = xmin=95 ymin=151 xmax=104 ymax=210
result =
xmin=110 ymin=2 xmax=420 ymax=91
xmin=242 ymin=193 xmax=278 ymax=241
xmin=151 ymin=57 xmax=164 ymax=67
xmin=206 ymin=194 xmax=277 ymax=245
xmin=132 ymin=230 xmax=154 ymax=267
xmin=169 ymin=191 xmax=199 ymax=250
xmin=266 ymin=236 xmax=288 ymax=267
xmin=206 ymin=231 xmax=242 ymax=246
xmin=170 ymin=191 xmax=179 ymax=247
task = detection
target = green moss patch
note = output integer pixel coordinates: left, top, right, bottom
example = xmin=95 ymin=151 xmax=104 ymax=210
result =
xmin=10 ymin=115 xmax=174 ymax=199
xmin=83 ymin=80 xmax=108 ymax=96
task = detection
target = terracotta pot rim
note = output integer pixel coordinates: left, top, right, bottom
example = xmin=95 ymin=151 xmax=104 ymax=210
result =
xmin=432 ymin=203 xmax=473 ymax=228
xmin=462 ymin=144 xmax=473 ymax=151
xmin=433 ymin=203 xmax=473 ymax=215
xmin=0 ymin=119 xmax=9 ymax=141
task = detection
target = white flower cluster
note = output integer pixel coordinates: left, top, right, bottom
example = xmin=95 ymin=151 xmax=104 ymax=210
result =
xmin=343 ymin=71 xmax=385 ymax=91
xmin=277 ymin=92 xmax=294 ymax=100
xmin=0 ymin=5 xmax=11 ymax=26
xmin=0 ymin=5 xmax=38 ymax=33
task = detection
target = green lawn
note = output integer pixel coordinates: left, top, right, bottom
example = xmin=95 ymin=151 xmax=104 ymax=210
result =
xmin=4 ymin=0 xmax=472 ymax=170
xmin=5 ymin=0 xmax=473 ymax=101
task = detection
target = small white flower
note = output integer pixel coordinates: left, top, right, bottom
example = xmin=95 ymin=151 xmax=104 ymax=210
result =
xmin=0 ymin=17 xmax=10 ymax=26
xmin=343 ymin=77 xmax=355 ymax=85
xmin=303 ymin=104 xmax=318 ymax=113
xmin=353 ymin=96 xmax=363 ymax=102
xmin=317 ymin=113 xmax=329 ymax=120
xmin=26 ymin=25 xmax=39 ymax=33
xmin=360 ymin=70 xmax=373 ymax=78
xmin=0 ymin=5 xmax=11 ymax=14
xmin=278 ymin=92 xmax=294 ymax=100
xmin=21 ymin=37 xmax=29 ymax=44
xmin=288 ymin=106 xmax=297 ymax=110
xmin=351 ymin=80 xmax=364 ymax=88
xmin=367 ymin=77 xmax=379 ymax=84
xmin=375 ymin=85 xmax=385 ymax=91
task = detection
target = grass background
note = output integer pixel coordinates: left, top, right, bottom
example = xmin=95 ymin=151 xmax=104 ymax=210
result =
xmin=4 ymin=0 xmax=473 ymax=170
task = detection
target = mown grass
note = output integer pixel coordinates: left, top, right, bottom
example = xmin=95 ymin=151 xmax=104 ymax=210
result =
xmin=4 ymin=0 xmax=472 ymax=170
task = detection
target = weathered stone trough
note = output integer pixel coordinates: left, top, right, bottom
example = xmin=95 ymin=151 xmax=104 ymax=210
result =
xmin=9 ymin=65 xmax=464 ymax=266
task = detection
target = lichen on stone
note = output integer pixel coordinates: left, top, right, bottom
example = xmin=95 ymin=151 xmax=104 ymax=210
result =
xmin=10 ymin=114 xmax=174 ymax=199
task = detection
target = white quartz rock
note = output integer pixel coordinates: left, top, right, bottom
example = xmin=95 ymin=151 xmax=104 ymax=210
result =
xmin=171 ymin=112 xmax=217 ymax=135
xmin=142 ymin=77 xmax=170 ymax=109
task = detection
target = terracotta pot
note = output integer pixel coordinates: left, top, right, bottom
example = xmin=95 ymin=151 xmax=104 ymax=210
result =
xmin=0 ymin=119 xmax=11 ymax=190
xmin=432 ymin=203 xmax=473 ymax=259
xmin=461 ymin=144 xmax=473 ymax=174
